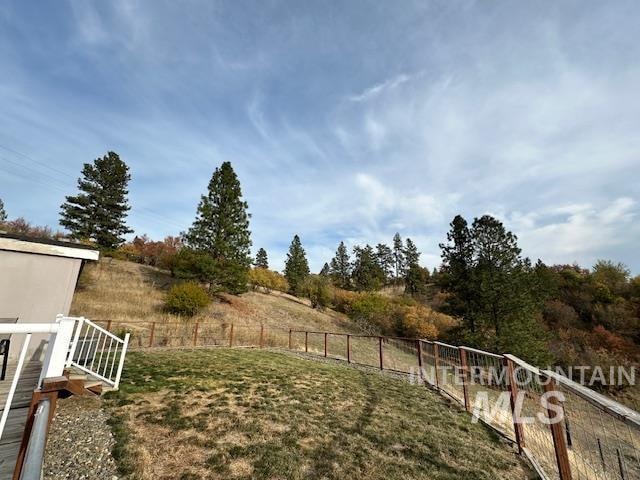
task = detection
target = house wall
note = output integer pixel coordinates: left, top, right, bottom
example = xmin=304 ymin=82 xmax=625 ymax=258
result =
xmin=0 ymin=249 xmax=82 ymax=361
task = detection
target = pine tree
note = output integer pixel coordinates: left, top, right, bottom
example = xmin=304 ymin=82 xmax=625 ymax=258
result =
xmin=0 ymin=198 xmax=6 ymax=223
xmin=59 ymin=151 xmax=132 ymax=249
xmin=352 ymin=245 xmax=385 ymax=291
xmin=403 ymin=238 xmax=420 ymax=269
xmin=184 ymin=161 xmax=252 ymax=293
xmin=255 ymin=248 xmax=269 ymax=269
xmin=439 ymin=215 xmax=476 ymax=331
xmin=375 ymin=243 xmax=394 ymax=283
xmin=319 ymin=262 xmax=331 ymax=276
xmin=392 ymin=233 xmax=405 ymax=281
xmin=329 ymin=241 xmax=351 ymax=289
xmin=284 ymin=235 xmax=310 ymax=294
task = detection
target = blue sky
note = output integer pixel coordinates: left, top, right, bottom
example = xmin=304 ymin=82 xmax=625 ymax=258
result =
xmin=1 ymin=1 xmax=639 ymax=273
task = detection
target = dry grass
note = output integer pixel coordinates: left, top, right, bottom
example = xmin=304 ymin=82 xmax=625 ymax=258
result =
xmin=107 ymin=348 xmax=534 ymax=480
xmin=71 ymin=259 xmax=356 ymax=334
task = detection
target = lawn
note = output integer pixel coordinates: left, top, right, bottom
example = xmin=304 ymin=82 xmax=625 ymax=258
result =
xmin=106 ymin=348 xmax=532 ymax=480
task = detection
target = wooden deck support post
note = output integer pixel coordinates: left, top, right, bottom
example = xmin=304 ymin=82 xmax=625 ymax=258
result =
xmin=459 ymin=347 xmax=471 ymax=412
xmin=504 ymin=356 xmax=525 ymax=453
xmin=378 ymin=336 xmax=384 ymax=370
xmin=544 ymin=376 xmax=572 ymax=480
xmin=149 ymin=322 xmax=156 ymax=348
xmin=106 ymin=320 xmax=112 ymax=332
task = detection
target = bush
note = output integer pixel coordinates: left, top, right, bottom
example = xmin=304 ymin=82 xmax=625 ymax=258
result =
xmin=299 ymin=275 xmax=332 ymax=309
xmin=248 ymin=268 xmax=289 ymax=293
xmin=164 ymin=281 xmax=210 ymax=316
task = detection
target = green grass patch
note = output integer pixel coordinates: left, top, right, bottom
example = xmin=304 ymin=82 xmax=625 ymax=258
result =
xmin=105 ymin=348 xmax=532 ymax=479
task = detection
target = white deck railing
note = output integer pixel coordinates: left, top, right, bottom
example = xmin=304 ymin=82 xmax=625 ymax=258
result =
xmin=66 ymin=317 xmax=130 ymax=389
xmin=0 ymin=315 xmax=130 ymax=444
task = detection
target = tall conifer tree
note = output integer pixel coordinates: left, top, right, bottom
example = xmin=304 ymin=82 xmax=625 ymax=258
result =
xmin=255 ymin=248 xmax=269 ymax=269
xmin=284 ymin=235 xmax=310 ymax=294
xmin=59 ymin=151 xmax=132 ymax=249
xmin=329 ymin=241 xmax=351 ymax=289
xmin=184 ymin=161 xmax=252 ymax=293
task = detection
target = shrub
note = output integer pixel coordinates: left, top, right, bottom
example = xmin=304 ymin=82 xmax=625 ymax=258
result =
xmin=248 ymin=268 xmax=289 ymax=293
xmin=299 ymin=275 xmax=332 ymax=309
xmin=164 ymin=281 xmax=210 ymax=316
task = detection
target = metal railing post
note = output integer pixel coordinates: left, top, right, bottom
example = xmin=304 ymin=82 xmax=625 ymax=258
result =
xmin=543 ymin=376 xmax=572 ymax=480
xmin=459 ymin=347 xmax=471 ymax=412
xmin=305 ymin=332 xmax=308 ymax=352
xmin=347 ymin=335 xmax=351 ymax=363
xmin=504 ymin=356 xmax=525 ymax=453
xmin=378 ymin=337 xmax=384 ymax=370
xmin=433 ymin=343 xmax=440 ymax=389
xmin=324 ymin=333 xmax=328 ymax=357
xmin=288 ymin=329 xmax=292 ymax=350
xmin=416 ymin=340 xmax=423 ymax=380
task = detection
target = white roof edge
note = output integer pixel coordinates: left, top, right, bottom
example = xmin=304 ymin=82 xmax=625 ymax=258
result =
xmin=0 ymin=237 xmax=100 ymax=261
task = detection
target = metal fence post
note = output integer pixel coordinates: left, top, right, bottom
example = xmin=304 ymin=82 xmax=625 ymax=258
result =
xmin=543 ymin=376 xmax=572 ymax=480
xmin=503 ymin=356 xmax=525 ymax=453
xmin=347 ymin=335 xmax=351 ymax=363
xmin=378 ymin=337 xmax=384 ymax=370
xmin=288 ymin=329 xmax=292 ymax=350
xmin=259 ymin=325 xmax=264 ymax=348
xmin=149 ymin=322 xmax=156 ymax=348
xmin=416 ymin=340 xmax=423 ymax=380
xmin=459 ymin=347 xmax=471 ymax=412
xmin=229 ymin=323 xmax=234 ymax=347
xmin=433 ymin=343 xmax=440 ymax=389
xmin=305 ymin=332 xmax=308 ymax=352
xmin=324 ymin=333 xmax=328 ymax=357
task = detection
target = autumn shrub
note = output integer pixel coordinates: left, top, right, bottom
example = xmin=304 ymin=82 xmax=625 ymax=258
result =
xmin=164 ymin=281 xmax=210 ymax=316
xmin=248 ymin=268 xmax=289 ymax=293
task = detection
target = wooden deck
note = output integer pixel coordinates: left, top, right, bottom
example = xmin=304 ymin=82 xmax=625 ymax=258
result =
xmin=0 ymin=361 xmax=41 ymax=478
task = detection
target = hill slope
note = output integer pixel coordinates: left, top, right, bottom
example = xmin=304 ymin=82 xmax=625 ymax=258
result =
xmin=71 ymin=258 xmax=358 ymax=333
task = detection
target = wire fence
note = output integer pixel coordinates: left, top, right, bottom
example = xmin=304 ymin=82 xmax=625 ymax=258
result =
xmin=97 ymin=319 xmax=640 ymax=480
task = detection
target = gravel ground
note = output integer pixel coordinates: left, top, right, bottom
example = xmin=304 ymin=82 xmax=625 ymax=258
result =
xmin=43 ymin=396 xmax=119 ymax=480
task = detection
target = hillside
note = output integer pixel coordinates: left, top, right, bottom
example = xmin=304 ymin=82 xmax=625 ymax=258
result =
xmin=107 ymin=348 xmax=532 ymax=480
xmin=71 ymin=258 xmax=360 ymax=334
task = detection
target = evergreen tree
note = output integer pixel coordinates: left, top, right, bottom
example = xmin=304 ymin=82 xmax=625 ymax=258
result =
xmin=403 ymin=238 xmax=420 ymax=269
xmin=284 ymin=235 xmax=310 ymax=294
xmin=0 ymin=198 xmax=6 ymax=223
xmin=439 ymin=215 xmax=476 ymax=331
xmin=375 ymin=243 xmax=394 ymax=283
xmin=329 ymin=241 xmax=351 ymax=289
xmin=405 ymin=265 xmax=430 ymax=296
xmin=59 ymin=151 xmax=132 ymax=249
xmin=392 ymin=233 xmax=405 ymax=281
xmin=184 ymin=161 xmax=252 ymax=293
xmin=255 ymin=248 xmax=269 ymax=269
xmin=319 ymin=262 xmax=331 ymax=276
xmin=352 ymin=244 xmax=385 ymax=291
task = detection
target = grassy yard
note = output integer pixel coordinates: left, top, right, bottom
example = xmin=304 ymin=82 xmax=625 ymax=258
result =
xmin=106 ymin=348 xmax=533 ymax=480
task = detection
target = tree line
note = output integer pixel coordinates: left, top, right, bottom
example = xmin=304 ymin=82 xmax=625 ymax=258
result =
xmin=2 ymin=150 xmax=639 ymax=382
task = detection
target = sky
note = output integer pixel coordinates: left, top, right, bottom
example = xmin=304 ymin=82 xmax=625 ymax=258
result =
xmin=1 ymin=1 xmax=639 ymax=273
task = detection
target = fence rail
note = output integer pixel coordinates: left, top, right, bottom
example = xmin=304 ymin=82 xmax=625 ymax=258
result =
xmin=98 ymin=319 xmax=640 ymax=480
